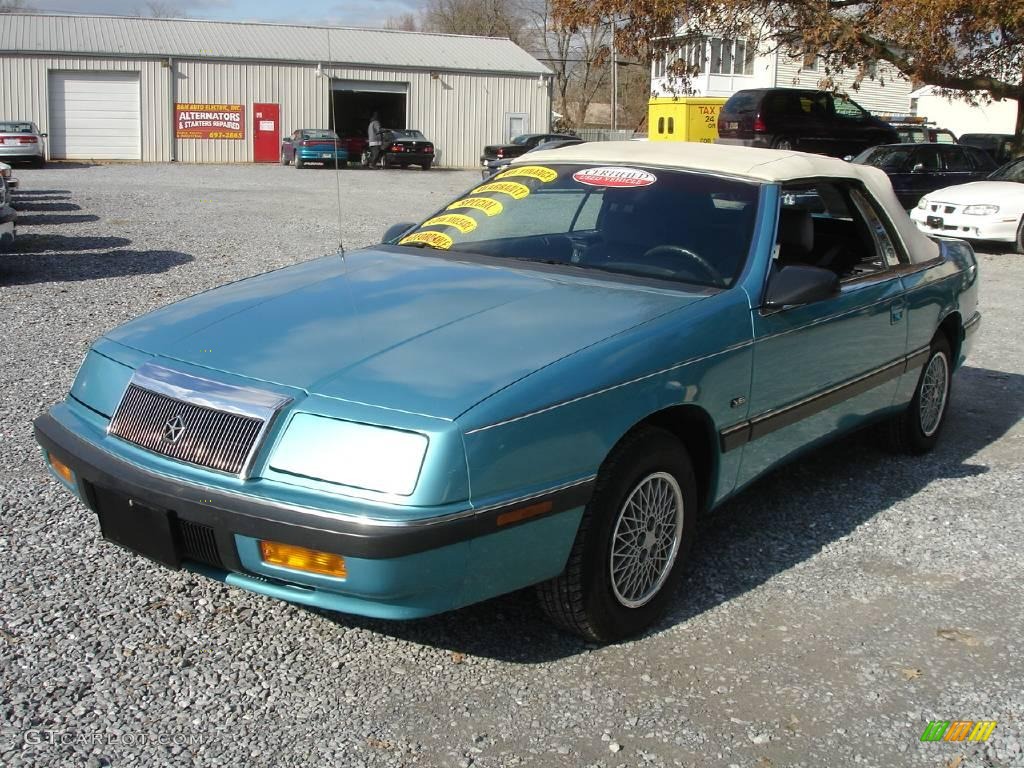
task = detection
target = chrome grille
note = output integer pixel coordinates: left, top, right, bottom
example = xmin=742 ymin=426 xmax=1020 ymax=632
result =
xmin=109 ymin=384 xmax=264 ymax=475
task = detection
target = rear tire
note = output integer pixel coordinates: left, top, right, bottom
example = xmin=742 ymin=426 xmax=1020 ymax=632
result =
xmin=536 ymin=426 xmax=697 ymax=643
xmin=421 ymin=161 xmax=432 ymax=171
xmin=772 ymin=136 xmax=794 ymax=151
xmin=887 ymin=334 xmax=953 ymax=454
xmin=280 ymin=151 xmax=289 ymax=166
xmin=32 ymin=156 xmax=45 ymax=168
xmin=295 ymin=155 xmax=304 ymax=168
xmin=1015 ymin=217 xmax=1024 ymax=254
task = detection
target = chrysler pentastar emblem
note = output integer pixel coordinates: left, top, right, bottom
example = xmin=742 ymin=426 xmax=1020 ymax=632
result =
xmin=162 ymin=415 xmax=186 ymax=444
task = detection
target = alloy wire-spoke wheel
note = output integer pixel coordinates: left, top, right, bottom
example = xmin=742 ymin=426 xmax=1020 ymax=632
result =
xmin=610 ymin=472 xmax=684 ymax=608
xmin=918 ymin=351 xmax=949 ymax=437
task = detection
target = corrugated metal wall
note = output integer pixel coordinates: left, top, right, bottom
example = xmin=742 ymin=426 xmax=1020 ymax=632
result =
xmin=0 ymin=54 xmax=551 ymax=167
xmin=0 ymin=54 xmax=171 ymax=161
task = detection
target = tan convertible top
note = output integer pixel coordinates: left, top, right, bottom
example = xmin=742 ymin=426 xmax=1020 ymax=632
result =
xmin=516 ymin=141 xmax=940 ymax=262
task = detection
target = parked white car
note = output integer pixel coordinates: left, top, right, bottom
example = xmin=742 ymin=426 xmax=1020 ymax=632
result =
xmin=911 ymin=156 xmax=1024 ymax=252
xmin=0 ymin=121 xmax=46 ymax=166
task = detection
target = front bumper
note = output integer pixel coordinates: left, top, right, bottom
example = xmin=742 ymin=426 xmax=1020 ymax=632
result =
xmin=910 ymin=209 xmax=1020 ymax=243
xmin=34 ymin=409 xmax=589 ymax=618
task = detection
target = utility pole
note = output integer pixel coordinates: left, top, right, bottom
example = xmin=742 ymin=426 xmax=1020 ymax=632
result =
xmin=610 ymin=18 xmax=618 ymax=130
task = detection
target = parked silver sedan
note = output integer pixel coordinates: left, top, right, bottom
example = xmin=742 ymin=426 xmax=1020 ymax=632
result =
xmin=0 ymin=121 xmax=46 ymax=166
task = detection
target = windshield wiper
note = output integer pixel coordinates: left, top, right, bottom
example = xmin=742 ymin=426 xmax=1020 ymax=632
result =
xmin=512 ymin=257 xmax=593 ymax=268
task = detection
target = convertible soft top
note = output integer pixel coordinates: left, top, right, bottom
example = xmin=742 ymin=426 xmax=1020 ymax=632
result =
xmin=518 ymin=141 xmax=940 ymax=263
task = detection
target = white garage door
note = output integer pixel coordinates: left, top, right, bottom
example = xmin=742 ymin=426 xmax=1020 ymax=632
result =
xmin=48 ymin=72 xmax=141 ymax=160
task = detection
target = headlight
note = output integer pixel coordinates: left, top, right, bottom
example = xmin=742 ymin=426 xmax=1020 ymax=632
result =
xmin=916 ymin=197 xmax=928 ymax=210
xmin=270 ymin=414 xmax=428 ymax=496
xmin=963 ymin=204 xmax=998 ymax=215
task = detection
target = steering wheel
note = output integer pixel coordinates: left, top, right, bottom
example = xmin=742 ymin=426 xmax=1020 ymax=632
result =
xmin=640 ymin=244 xmax=725 ymax=286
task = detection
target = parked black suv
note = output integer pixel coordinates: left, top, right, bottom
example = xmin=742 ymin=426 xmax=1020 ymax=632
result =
xmin=958 ymin=133 xmax=1017 ymax=165
xmin=716 ymin=88 xmax=898 ymax=157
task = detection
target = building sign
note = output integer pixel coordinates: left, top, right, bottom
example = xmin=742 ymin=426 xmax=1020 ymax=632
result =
xmin=175 ymin=103 xmax=245 ymax=140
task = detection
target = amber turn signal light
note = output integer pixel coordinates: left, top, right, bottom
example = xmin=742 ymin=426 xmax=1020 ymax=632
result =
xmin=259 ymin=540 xmax=347 ymax=578
xmin=48 ymin=453 xmax=74 ymax=485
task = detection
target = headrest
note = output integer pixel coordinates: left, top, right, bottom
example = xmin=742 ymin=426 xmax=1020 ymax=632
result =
xmin=777 ymin=208 xmax=813 ymax=256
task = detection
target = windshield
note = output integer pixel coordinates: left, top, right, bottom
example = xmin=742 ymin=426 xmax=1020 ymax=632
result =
xmin=392 ymin=164 xmax=760 ymax=288
xmin=988 ymin=158 xmax=1024 ymax=182
xmin=302 ymin=130 xmax=338 ymax=140
xmin=390 ymin=130 xmax=426 ymax=140
xmin=0 ymin=122 xmax=34 ymax=133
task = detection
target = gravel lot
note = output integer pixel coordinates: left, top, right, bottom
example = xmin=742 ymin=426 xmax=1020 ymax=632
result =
xmin=1 ymin=163 xmax=1022 ymax=768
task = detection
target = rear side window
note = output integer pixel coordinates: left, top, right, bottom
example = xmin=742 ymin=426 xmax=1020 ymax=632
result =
xmin=963 ymin=146 xmax=996 ymax=171
xmin=941 ymin=148 xmax=972 ymax=172
xmin=911 ymin=146 xmax=943 ymax=171
xmin=796 ymin=92 xmax=830 ymax=116
xmin=722 ymin=91 xmax=761 ymax=115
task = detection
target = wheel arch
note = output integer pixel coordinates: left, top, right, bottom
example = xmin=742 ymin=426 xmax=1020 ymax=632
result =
xmin=937 ymin=310 xmax=962 ymax=368
xmin=624 ymin=404 xmax=719 ymax=516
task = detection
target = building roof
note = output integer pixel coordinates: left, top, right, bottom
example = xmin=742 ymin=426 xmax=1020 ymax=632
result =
xmin=519 ymin=141 xmax=939 ymax=261
xmin=0 ymin=13 xmax=549 ymax=76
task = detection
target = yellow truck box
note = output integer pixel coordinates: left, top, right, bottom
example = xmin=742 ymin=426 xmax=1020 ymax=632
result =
xmin=648 ymin=96 xmax=727 ymax=143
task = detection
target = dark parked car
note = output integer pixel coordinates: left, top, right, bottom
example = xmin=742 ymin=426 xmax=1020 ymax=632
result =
xmin=852 ymin=143 xmax=997 ymax=208
xmin=0 ymin=175 xmax=16 ymax=251
xmin=959 ymin=133 xmax=1017 ymax=165
xmin=481 ymin=137 xmax=584 ymax=179
xmin=280 ymin=129 xmax=348 ymax=168
xmin=480 ymin=133 xmax=578 ymax=169
xmin=372 ymin=129 xmax=435 ymax=170
xmin=716 ymin=88 xmax=897 ymax=157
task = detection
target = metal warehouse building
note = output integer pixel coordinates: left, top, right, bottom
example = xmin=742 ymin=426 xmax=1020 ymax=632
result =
xmin=0 ymin=13 xmax=551 ymax=167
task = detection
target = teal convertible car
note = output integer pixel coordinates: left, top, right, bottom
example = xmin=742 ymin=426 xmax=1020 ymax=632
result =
xmin=35 ymin=143 xmax=980 ymax=641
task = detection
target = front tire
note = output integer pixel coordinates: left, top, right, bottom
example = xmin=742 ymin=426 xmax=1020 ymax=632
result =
xmin=536 ymin=426 xmax=697 ymax=642
xmin=1015 ymin=217 xmax=1024 ymax=254
xmin=887 ymin=334 xmax=953 ymax=454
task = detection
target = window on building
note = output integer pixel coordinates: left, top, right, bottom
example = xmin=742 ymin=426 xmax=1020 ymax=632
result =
xmin=654 ymin=54 xmax=667 ymax=79
xmin=802 ymin=52 xmax=818 ymax=71
xmin=709 ymin=37 xmax=755 ymax=75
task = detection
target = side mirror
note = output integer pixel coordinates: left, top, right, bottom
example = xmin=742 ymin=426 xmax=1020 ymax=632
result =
xmin=911 ymin=163 xmax=926 ymax=173
xmin=40 ymin=132 xmax=48 ymax=138
xmin=382 ymin=222 xmax=416 ymax=242
xmin=764 ymin=265 xmax=839 ymax=309
xmin=842 ymin=155 xmax=853 ymax=162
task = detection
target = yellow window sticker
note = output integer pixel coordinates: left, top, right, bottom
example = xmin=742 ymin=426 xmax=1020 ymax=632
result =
xmin=423 ymin=213 xmax=478 ymax=233
xmin=446 ymin=197 xmax=504 ymax=216
xmin=399 ymin=231 xmax=453 ymax=249
xmin=495 ymin=165 xmax=558 ymax=183
xmin=471 ymin=181 xmax=531 ymax=200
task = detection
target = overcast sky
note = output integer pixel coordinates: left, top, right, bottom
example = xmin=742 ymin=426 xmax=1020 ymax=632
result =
xmin=25 ymin=0 xmax=428 ymax=28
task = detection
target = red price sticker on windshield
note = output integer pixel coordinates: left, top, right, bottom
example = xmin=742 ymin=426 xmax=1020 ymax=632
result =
xmin=572 ymin=167 xmax=656 ymax=188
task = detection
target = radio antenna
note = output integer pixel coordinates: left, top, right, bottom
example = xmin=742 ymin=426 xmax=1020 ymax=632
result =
xmin=326 ymin=28 xmax=345 ymax=257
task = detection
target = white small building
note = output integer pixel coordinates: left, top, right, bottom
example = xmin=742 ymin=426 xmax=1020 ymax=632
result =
xmin=910 ymin=86 xmax=1018 ymax=137
xmin=651 ymin=34 xmax=913 ymax=115
xmin=0 ymin=13 xmax=551 ymax=167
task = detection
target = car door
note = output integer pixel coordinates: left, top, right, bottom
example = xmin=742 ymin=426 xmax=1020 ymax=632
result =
xmin=776 ymin=91 xmax=829 ymax=153
xmin=734 ymin=181 xmax=909 ymax=485
xmin=830 ymin=94 xmax=875 ymax=156
xmin=939 ymin=146 xmax=981 ymax=188
xmin=903 ymin=145 xmax=944 ymax=208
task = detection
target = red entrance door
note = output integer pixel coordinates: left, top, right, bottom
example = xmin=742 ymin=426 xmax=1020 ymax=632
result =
xmin=253 ymin=103 xmax=280 ymax=163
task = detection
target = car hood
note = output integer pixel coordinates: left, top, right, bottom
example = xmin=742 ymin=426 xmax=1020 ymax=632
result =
xmin=106 ymin=248 xmax=704 ymax=419
xmin=925 ymin=180 xmax=1024 ymax=205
